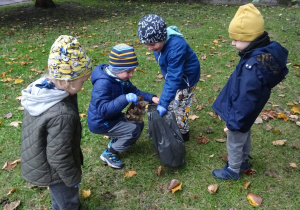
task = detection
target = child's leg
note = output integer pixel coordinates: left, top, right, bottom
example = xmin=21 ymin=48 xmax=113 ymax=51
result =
xmin=168 ymin=86 xmax=195 ymax=135
xmin=49 ymin=182 xmax=80 ymax=210
xmin=242 ymin=130 xmax=251 ymax=161
xmin=227 ymin=130 xmax=251 ymax=173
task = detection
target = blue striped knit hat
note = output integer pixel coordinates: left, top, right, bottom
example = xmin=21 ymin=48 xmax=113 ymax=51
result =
xmin=108 ymin=44 xmax=139 ymax=73
xmin=138 ymin=14 xmax=167 ymax=43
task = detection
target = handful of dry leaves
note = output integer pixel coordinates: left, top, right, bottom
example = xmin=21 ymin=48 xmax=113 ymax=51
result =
xmin=126 ymin=95 xmax=147 ymax=123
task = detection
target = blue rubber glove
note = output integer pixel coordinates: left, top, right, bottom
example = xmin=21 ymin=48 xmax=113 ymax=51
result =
xmin=157 ymin=105 xmax=167 ymax=116
xmin=126 ymin=93 xmax=138 ymax=105
xmin=74 ymin=181 xmax=81 ymax=188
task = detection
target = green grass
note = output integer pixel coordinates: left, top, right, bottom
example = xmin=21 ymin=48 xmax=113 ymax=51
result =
xmin=0 ymin=0 xmax=299 ymax=209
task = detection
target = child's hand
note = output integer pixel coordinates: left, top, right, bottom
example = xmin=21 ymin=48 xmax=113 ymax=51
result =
xmin=152 ymin=96 xmax=159 ymax=104
xmin=126 ymin=93 xmax=139 ymax=105
xmin=157 ymin=105 xmax=167 ymax=116
xmin=224 ymin=127 xmax=229 ymax=133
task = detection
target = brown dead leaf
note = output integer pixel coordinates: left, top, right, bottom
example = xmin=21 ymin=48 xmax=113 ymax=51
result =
xmin=4 ymin=112 xmax=13 ymax=119
xmin=124 ymin=171 xmax=137 ymax=178
xmin=196 ymin=105 xmax=203 ymax=110
xmin=204 ymin=127 xmax=214 ymax=133
xmin=3 ymin=200 xmax=21 ymax=210
xmin=81 ymin=189 xmax=91 ymax=198
xmin=247 ymin=193 xmax=262 ymax=207
xmin=291 ymin=106 xmax=300 ymax=114
xmin=272 ymin=140 xmax=287 ymax=146
xmin=219 ymin=154 xmax=228 ymax=162
xmin=261 ymin=109 xmax=277 ymax=121
xmin=188 ymin=115 xmax=199 ymax=120
xmin=242 ymin=169 xmax=256 ymax=176
xmin=156 ymin=74 xmax=163 ymax=79
xmin=156 ymin=166 xmax=163 ymax=176
xmin=1 ymin=159 xmax=21 ymax=171
xmin=291 ymin=145 xmax=299 ymax=149
xmin=289 ymin=163 xmax=297 ymax=168
xmin=277 ymin=112 xmax=289 ymax=121
xmin=264 ymin=169 xmax=278 ymax=177
xmin=197 ymin=135 xmax=209 ymax=144
xmin=213 ymin=86 xmax=220 ymax=92
xmin=79 ymin=113 xmax=86 ymax=119
xmin=243 ymin=182 xmax=251 ymax=189
xmin=207 ymin=184 xmax=218 ymax=194
xmin=7 ymin=188 xmax=16 ymax=196
xmin=167 ymin=179 xmax=180 ymax=190
xmin=9 ymin=121 xmax=22 ymax=127
xmin=265 ymin=124 xmax=272 ymax=131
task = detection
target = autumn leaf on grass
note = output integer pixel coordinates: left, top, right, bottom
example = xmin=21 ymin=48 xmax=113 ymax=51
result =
xmin=292 ymin=64 xmax=300 ymax=69
xmin=291 ymin=106 xmax=300 ymax=114
xmin=146 ymin=52 xmax=151 ymax=55
xmin=247 ymin=193 xmax=262 ymax=207
xmin=167 ymin=179 xmax=182 ymax=193
xmin=243 ymin=182 xmax=251 ymax=189
xmin=4 ymin=112 xmax=13 ymax=119
xmin=291 ymin=145 xmax=299 ymax=149
xmin=124 ymin=171 xmax=137 ymax=178
xmin=278 ymin=112 xmax=289 ymax=121
xmin=216 ymin=139 xmax=226 ymax=143
xmin=79 ymin=113 xmax=86 ymax=119
xmin=264 ymin=169 xmax=278 ymax=178
xmin=272 ymin=140 xmax=287 ymax=146
xmin=10 ymin=121 xmax=22 ymax=127
xmin=207 ymin=184 xmax=218 ymax=194
xmin=156 ymin=74 xmax=163 ymax=79
xmin=14 ymin=78 xmax=23 ymax=84
xmin=196 ymin=105 xmax=203 ymax=110
xmin=188 ymin=115 xmax=199 ymax=120
xmin=156 ymin=166 xmax=164 ymax=176
xmin=242 ymin=169 xmax=256 ymax=176
xmin=197 ymin=135 xmax=209 ymax=144
xmin=3 ymin=200 xmax=21 ymax=210
xmin=2 ymin=159 xmax=21 ymax=171
xmin=289 ymin=163 xmax=297 ymax=168
xmin=7 ymin=188 xmax=16 ymax=196
xmin=15 ymin=96 xmax=22 ymax=101
xmin=261 ymin=109 xmax=277 ymax=121
xmin=81 ymin=189 xmax=91 ymax=198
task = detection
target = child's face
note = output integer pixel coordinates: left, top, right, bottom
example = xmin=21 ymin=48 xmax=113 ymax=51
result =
xmin=114 ymin=68 xmax=134 ymax=81
xmin=144 ymin=41 xmax=165 ymax=53
xmin=66 ymin=74 xmax=91 ymax=95
xmin=232 ymin=40 xmax=251 ymax=51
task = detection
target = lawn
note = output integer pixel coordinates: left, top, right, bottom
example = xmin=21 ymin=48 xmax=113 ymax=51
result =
xmin=0 ymin=0 xmax=299 ymax=209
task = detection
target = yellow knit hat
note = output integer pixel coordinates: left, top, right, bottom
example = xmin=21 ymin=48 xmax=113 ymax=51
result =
xmin=229 ymin=3 xmax=264 ymax=42
xmin=48 ymin=35 xmax=92 ymax=81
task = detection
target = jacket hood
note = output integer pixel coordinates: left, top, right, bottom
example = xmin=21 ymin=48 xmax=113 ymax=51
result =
xmin=21 ymin=78 xmax=69 ymax=116
xmin=91 ymin=64 xmax=117 ymax=85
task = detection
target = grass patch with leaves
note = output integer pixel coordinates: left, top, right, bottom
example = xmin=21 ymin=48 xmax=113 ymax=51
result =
xmin=0 ymin=0 xmax=299 ymax=209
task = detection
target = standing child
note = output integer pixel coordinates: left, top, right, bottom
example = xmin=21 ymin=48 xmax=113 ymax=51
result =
xmin=211 ymin=4 xmax=289 ymax=180
xmin=138 ymin=14 xmax=201 ymax=142
xmin=88 ymin=44 xmax=159 ymax=169
xmin=21 ymin=35 xmax=92 ymax=209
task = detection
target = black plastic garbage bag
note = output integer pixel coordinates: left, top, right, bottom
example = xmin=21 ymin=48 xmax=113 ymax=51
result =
xmin=147 ymin=105 xmax=185 ymax=168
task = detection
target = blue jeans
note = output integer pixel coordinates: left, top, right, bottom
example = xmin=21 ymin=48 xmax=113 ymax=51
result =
xmin=227 ymin=129 xmax=251 ymax=172
xmin=49 ymin=182 xmax=80 ymax=210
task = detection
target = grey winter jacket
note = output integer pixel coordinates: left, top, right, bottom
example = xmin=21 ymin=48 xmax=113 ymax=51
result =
xmin=21 ymin=94 xmax=83 ymax=187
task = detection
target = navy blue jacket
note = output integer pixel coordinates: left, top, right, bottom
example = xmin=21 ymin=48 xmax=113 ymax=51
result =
xmin=212 ymin=41 xmax=289 ymax=132
xmin=88 ymin=64 xmax=155 ymax=134
xmin=154 ymin=35 xmax=201 ymax=109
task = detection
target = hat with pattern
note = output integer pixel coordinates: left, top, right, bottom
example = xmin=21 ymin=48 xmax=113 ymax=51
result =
xmin=108 ymin=44 xmax=139 ymax=73
xmin=48 ymin=35 xmax=92 ymax=81
xmin=138 ymin=14 xmax=167 ymax=43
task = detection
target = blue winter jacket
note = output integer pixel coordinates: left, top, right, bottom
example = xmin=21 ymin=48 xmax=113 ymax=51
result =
xmin=154 ymin=35 xmax=201 ymax=109
xmin=88 ymin=64 xmax=155 ymax=134
xmin=212 ymin=41 xmax=289 ymax=132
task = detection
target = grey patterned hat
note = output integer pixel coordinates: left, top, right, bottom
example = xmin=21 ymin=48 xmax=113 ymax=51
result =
xmin=138 ymin=14 xmax=167 ymax=43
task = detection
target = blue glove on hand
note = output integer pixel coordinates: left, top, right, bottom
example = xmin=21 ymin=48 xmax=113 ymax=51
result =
xmin=157 ymin=105 xmax=167 ymax=116
xmin=126 ymin=93 xmax=139 ymax=105
xmin=74 ymin=181 xmax=81 ymax=188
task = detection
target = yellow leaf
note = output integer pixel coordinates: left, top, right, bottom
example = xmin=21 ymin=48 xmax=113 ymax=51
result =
xmin=14 ymin=78 xmax=23 ymax=84
xmin=247 ymin=193 xmax=262 ymax=207
xmin=291 ymin=106 xmax=300 ymax=114
xmin=272 ymin=140 xmax=287 ymax=146
xmin=89 ymin=49 xmax=94 ymax=52
xmin=79 ymin=113 xmax=86 ymax=119
xmin=277 ymin=112 xmax=289 ymax=121
xmin=206 ymin=74 xmax=212 ymax=78
xmin=0 ymin=72 xmax=6 ymax=78
xmin=81 ymin=189 xmax=91 ymax=198
xmin=17 ymin=40 xmax=23 ymax=43
xmin=7 ymin=188 xmax=16 ymax=196
xmin=243 ymin=182 xmax=251 ymax=189
xmin=124 ymin=171 xmax=137 ymax=178
xmin=171 ymin=182 xmax=182 ymax=194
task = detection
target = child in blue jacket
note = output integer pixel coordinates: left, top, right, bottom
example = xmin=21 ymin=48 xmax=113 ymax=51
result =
xmin=138 ymin=14 xmax=201 ymax=142
xmin=88 ymin=44 xmax=159 ymax=169
xmin=211 ymin=4 xmax=289 ymax=180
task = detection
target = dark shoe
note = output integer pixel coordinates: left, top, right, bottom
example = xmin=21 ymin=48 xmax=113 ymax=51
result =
xmin=240 ymin=159 xmax=251 ymax=172
xmin=100 ymin=149 xmax=124 ymax=169
xmin=212 ymin=166 xmax=240 ymax=181
xmin=182 ymin=132 xmax=189 ymax=142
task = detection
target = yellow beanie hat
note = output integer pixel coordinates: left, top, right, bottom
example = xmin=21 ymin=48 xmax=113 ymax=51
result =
xmin=229 ymin=3 xmax=264 ymax=42
xmin=48 ymin=35 xmax=92 ymax=81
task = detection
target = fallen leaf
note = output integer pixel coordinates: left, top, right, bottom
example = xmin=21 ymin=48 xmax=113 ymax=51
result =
xmin=1 ymin=159 xmax=21 ymax=171
xmin=278 ymin=112 xmax=289 ymax=121
xmin=14 ymin=78 xmax=23 ymax=84
xmin=291 ymin=145 xmax=299 ymax=149
xmin=171 ymin=183 xmax=182 ymax=194
xmin=156 ymin=166 xmax=163 ymax=176
xmin=296 ymin=121 xmax=300 ymax=126
xmin=196 ymin=105 xmax=203 ymax=110
xmin=15 ymin=96 xmax=22 ymax=101
xmin=146 ymin=52 xmax=151 ymax=55
xmin=264 ymin=169 xmax=278 ymax=177
xmin=79 ymin=113 xmax=86 ymax=119
xmin=209 ymin=154 xmax=214 ymax=158
xmin=204 ymin=127 xmax=214 ymax=133
xmin=272 ymin=129 xmax=281 ymax=134
xmin=156 ymin=74 xmax=163 ymax=79
xmin=197 ymin=135 xmax=209 ymax=144
xmin=124 ymin=171 xmax=137 ymax=178
xmin=188 ymin=115 xmax=199 ymax=120
xmin=272 ymin=140 xmax=287 ymax=146
xmin=291 ymin=106 xmax=300 ymax=114
xmin=243 ymin=182 xmax=251 ymax=189
xmin=247 ymin=193 xmax=262 ymax=207
xmin=213 ymin=86 xmax=220 ymax=92
xmin=242 ymin=169 xmax=256 ymax=176
xmin=81 ymin=189 xmax=91 ymax=198
xmin=194 ymin=195 xmax=198 ymax=199
xmin=4 ymin=112 xmax=13 ymax=119
xmin=17 ymin=107 xmax=24 ymax=111
xmin=103 ymin=135 xmax=109 ymax=139
xmin=261 ymin=109 xmax=277 ymax=121
xmin=254 ymin=117 xmax=263 ymax=124
xmin=147 ymin=57 xmax=155 ymax=61
xmin=3 ymin=200 xmax=21 ymax=210
xmin=215 ymin=139 xmax=226 ymax=143
xmin=167 ymin=179 xmax=180 ymax=190
xmin=289 ymin=163 xmax=297 ymax=168
xmin=219 ymin=154 xmax=228 ymax=162
xmin=207 ymin=184 xmax=218 ymax=194
xmin=289 ymin=115 xmax=298 ymax=121
xmin=265 ymin=124 xmax=272 ymax=131
xmin=7 ymin=188 xmax=16 ymax=196
xmin=9 ymin=121 xmax=22 ymax=127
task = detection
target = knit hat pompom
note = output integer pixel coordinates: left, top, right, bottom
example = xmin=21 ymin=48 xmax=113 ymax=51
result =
xmin=108 ymin=44 xmax=139 ymax=73
xmin=48 ymin=35 xmax=92 ymax=81
xmin=229 ymin=3 xmax=264 ymax=42
xmin=138 ymin=14 xmax=167 ymax=43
